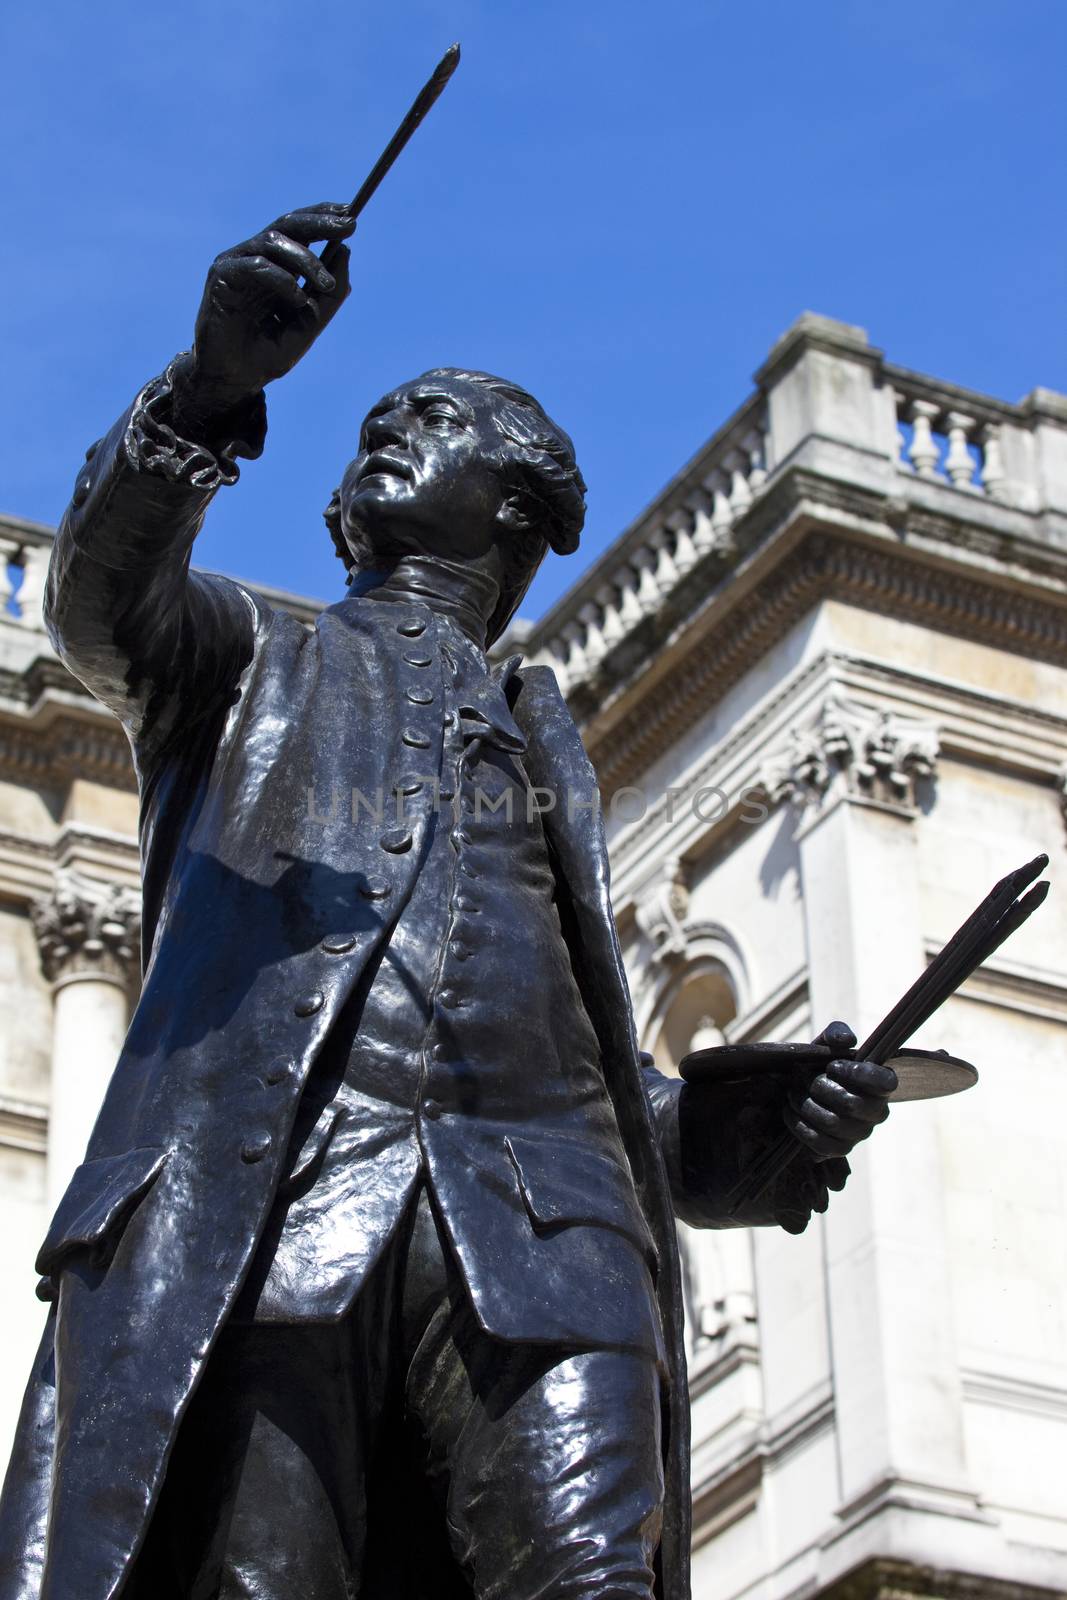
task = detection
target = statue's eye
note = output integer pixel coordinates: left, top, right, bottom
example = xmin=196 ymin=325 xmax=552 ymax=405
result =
xmin=422 ymin=407 xmax=461 ymax=429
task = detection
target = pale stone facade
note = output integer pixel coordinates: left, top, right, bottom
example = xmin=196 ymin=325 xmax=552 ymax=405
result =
xmin=1 ymin=315 xmax=1065 ymax=1600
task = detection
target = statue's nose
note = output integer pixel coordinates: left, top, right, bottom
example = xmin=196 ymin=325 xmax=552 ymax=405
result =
xmin=365 ymin=410 xmax=408 ymax=450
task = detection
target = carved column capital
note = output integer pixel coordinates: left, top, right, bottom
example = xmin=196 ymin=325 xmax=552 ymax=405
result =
xmin=31 ymin=868 xmax=142 ymax=988
xmin=762 ymin=691 xmax=939 ymax=816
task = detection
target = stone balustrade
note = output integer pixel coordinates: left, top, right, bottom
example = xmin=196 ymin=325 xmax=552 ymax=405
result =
xmin=887 ymin=374 xmax=1015 ymax=500
xmin=0 ymin=519 xmax=53 ymax=631
xmin=533 ymin=401 xmax=771 ymax=694
xmin=525 ymin=315 xmax=1067 ymax=700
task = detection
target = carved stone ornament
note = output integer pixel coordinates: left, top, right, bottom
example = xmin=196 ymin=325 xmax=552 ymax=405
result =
xmin=634 ymin=857 xmax=691 ymax=963
xmin=31 ymin=868 xmax=142 ymax=986
xmin=762 ymin=692 xmax=939 ymax=813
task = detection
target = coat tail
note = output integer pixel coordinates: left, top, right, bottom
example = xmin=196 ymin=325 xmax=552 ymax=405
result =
xmin=0 ymin=1311 xmax=56 ymax=1600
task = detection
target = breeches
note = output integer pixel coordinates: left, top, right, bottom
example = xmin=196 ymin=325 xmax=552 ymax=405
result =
xmin=128 ymin=1184 xmax=665 ymax=1600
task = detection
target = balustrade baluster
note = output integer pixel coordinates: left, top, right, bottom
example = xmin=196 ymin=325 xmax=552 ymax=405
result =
xmin=0 ymin=537 xmax=20 ymax=620
xmin=577 ymin=601 xmax=606 ymax=667
xmin=908 ymin=400 xmax=942 ymax=477
xmin=667 ymin=510 xmax=698 ymax=575
xmin=725 ymin=449 xmax=753 ymax=517
xmin=944 ymin=412 xmax=977 ymax=489
xmin=706 ymin=470 xmax=734 ymax=544
xmin=650 ymin=527 xmax=679 ymax=594
xmin=980 ymin=424 xmax=1008 ymax=500
xmin=595 ymin=583 xmax=626 ymax=649
xmin=616 ymin=567 xmax=645 ymax=629
xmin=689 ymin=496 xmax=715 ymax=557
xmin=890 ymin=390 xmax=911 ymax=470
xmin=742 ymin=429 xmax=768 ymax=492
xmin=631 ymin=546 xmax=663 ymax=615
xmin=561 ymin=619 xmax=588 ymax=685
xmin=16 ymin=544 xmax=49 ymax=627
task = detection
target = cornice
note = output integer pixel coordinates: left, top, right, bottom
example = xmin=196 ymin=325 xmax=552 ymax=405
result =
xmin=0 ymin=1092 xmax=47 ymax=1155
xmin=819 ymin=1558 xmax=1064 ymax=1600
xmin=585 ymin=530 xmax=1067 ymax=800
xmin=0 ymin=710 xmax=135 ymax=793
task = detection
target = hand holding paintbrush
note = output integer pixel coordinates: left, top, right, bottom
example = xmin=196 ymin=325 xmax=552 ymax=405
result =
xmin=678 ymin=854 xmax=1051 ymax=1216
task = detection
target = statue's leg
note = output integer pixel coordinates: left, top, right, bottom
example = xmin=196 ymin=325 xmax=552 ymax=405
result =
xmin=126 ymin=1238 xmax=407 ymax=1600
xmin=402 ymin=1217 xmax=665 ymax=1600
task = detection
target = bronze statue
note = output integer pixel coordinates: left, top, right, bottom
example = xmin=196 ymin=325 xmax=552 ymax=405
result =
xmin=0 ymin=199 xmax=900 ymax=1600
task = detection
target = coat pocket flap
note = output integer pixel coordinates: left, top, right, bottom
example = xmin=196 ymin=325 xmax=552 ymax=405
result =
xmin=504 ymin=1135 xmax=657 ymax=1262
xmin=36 ymin=1147 xmax=168 ymax=1277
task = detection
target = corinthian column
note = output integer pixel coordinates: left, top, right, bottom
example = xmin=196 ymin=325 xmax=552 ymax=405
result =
xmin=31 ymin=869 xmax=141 ymax=1206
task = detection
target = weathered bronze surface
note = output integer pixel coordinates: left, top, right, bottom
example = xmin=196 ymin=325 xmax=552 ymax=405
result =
xmin=0 ymin=203 xmax=898 ymax=1600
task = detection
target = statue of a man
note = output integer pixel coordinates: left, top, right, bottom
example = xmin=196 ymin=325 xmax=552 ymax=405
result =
xmin=0 ymin=205 xmax=896 ymax=1600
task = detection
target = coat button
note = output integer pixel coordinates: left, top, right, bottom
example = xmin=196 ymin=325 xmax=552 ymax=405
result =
xmin=431 ymin=1043 xmax=450 ymax=1062
xmin=241 ymin=1132 xmax=272 ymax=1163
xmin=264 ymin=1059 xmax=293 ymax=1085
xmin=84 ymin=440 xmax=100 ymax=462
xmin=403 ymin=651 xmax=432 ymax=667
xmin=398 ymin=618 xmax=426 ymax=637
xmin=321 ymin=932 xmax=356 ymax=954
xmin=402 ymin=728 xmax=430 ymax=749
xmin=422 ymin=1098 xmax=443 ymax=1121
xmin=449 ymin=940 xmax=472 ymax=961
xmin=72 ymin=477 xmax=91 ymax=508
xmin=405 ymin=686 xmax=434 ymax=705
xmin=359 ymin=879 xmax=391 ymax=899
xmin=294 ymin=991 xmax=325 ymax=1017
xmin=455 ymin=894 xmax=480 ymax=913
xmin=380 ymin=827 xmax=413 ymax=853
xmin=438 ymin=989 xmax=461 ymax=1009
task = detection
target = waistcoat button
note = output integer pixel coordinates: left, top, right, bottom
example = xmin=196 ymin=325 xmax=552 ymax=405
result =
xmin=294 ymin=991 xmax=324 ymax=1017
xmin=406 ymin=686 xmax=434 ymax=705
xmin=321 ymin=932 xmax=356 ymax=954
xmin=359 ymin=879 xmax=391 ymax=899
xmin=380 ymin=827 xmax=413 ymax=853
xmin=241 ymin=1132 xmax=272 ymax=1163
xmin=422 ymin=1098 xmax=443 ymax=1121
xmin=398 ymin=619 xmax=426 ymax=637
xmin=438 ymin=989 xmax=461 ymax=1010
xmin=264 ymin=1059 xmax=293 ymax=1085
xmin=402 ymin=728 xmax=431 ymax=749
xmin=403 ymin=651 xmax=433 ymax=667
xmin=72 ymin=478 xmax=91 ymax=508
xmin=394 ymin=777 xmax=423 ymax=797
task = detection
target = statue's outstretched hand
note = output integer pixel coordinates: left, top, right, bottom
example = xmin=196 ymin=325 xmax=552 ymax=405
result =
xmin=174 ymin=204 xmax=356 ymax=426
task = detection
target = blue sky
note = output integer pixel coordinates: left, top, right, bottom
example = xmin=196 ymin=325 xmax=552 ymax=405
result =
xmin=2 ymin=1 xmax=1064 ymax=619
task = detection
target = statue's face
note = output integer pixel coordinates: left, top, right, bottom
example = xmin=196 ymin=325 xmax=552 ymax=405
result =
xmin=339 ymin=375 xmax=518 ymax=564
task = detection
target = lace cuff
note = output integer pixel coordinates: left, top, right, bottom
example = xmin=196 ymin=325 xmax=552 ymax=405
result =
xmin=124 ymin=354 xmax=267 ymax=491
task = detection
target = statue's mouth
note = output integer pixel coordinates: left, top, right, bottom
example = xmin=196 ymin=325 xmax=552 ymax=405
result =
xmin=359 ymin=451 xmax=413 ymax=483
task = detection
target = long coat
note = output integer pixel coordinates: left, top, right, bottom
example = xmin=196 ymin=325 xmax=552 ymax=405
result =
xmin=0 ymin=376 xmax=698 ymax=1600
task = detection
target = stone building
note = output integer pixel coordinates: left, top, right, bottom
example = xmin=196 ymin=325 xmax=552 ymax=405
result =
xmin=1 ymin=314 xmax=1065 ymax=1600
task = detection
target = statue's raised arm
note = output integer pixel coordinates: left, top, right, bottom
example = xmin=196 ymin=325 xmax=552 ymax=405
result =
xmin=44 ymin=206 xmax=355 ymax=757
